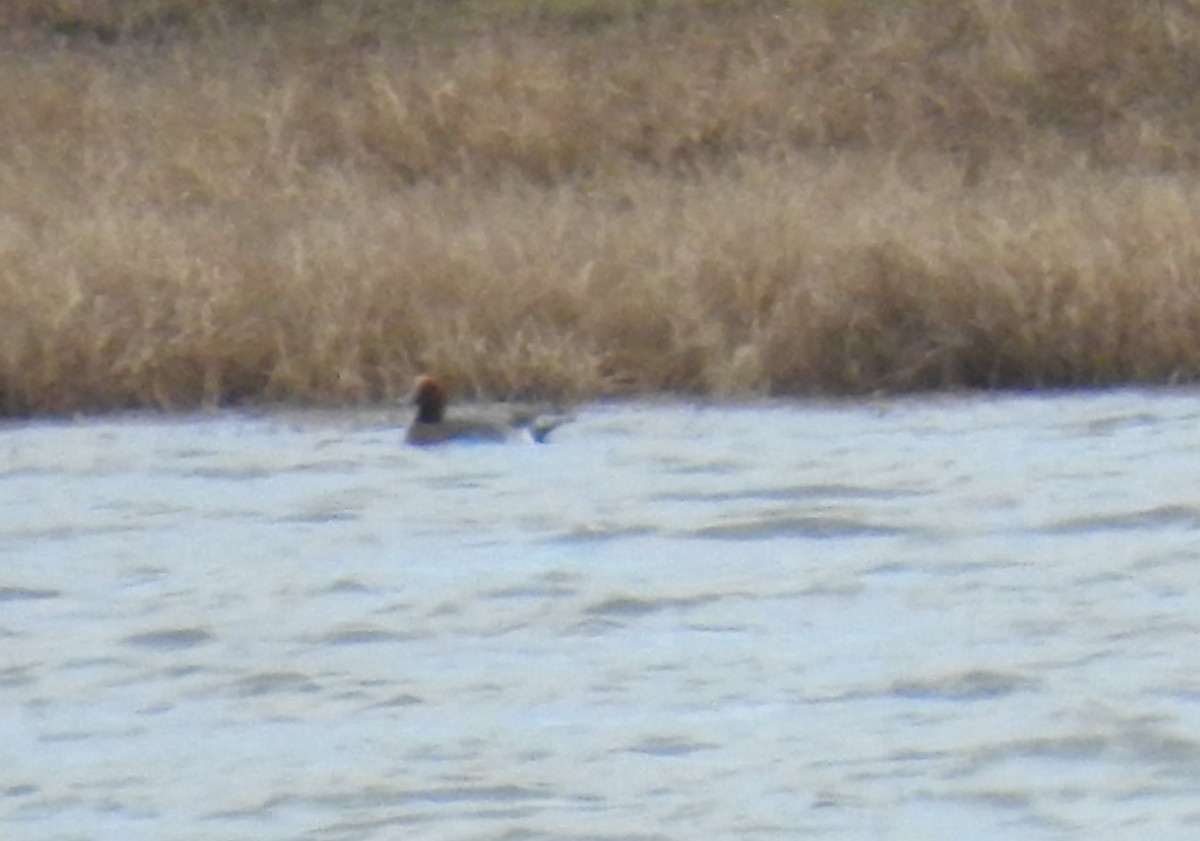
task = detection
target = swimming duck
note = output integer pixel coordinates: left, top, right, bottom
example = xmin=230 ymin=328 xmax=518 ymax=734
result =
xmin=403 ymin=375 xmax=570 ymax=445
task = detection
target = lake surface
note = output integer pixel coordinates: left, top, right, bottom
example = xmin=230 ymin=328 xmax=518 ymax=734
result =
xmin=4 ymin=390 xmax=1200 ymax=840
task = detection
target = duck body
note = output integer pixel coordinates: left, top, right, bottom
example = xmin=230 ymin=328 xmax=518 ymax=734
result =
xmin=403 ymin=376 xmax=570 ymax=446
xmin=405 ymin=412 xmax=525 ymax=445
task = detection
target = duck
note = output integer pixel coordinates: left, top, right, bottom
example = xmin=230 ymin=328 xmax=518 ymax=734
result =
xmin=403 ymin=375 xmax=571 ymax=445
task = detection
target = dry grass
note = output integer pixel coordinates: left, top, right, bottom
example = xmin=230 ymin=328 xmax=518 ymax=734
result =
xmin=4 ymin=0 xmax=1200 ymax=414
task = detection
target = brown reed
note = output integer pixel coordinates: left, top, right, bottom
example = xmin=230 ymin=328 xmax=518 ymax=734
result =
xmin=3 ymin=0 xmax=1200 ymax=415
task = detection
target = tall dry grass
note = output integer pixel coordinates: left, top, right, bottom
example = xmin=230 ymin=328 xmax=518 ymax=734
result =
xmin=4 ymin=0 xmax=1200 ymax=414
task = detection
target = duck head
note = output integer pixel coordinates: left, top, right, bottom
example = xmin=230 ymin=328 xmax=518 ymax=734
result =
xmin=411 ymin=375 xmax=449 ymax=424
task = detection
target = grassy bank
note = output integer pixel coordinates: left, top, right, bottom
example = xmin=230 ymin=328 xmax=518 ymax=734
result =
xmin=4 ymin=0 xmax=1200 ymax=415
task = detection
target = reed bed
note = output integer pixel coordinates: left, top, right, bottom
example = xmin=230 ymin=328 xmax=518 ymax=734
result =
xmin=4 ymin=0 xmax=1200 ymax=415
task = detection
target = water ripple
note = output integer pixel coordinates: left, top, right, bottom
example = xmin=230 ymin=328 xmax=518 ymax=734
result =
xmin=623 ymin=736 xmax=718 ymax=756
xmin=888 ymin=669 xmax=1038 ymax=701
xmin=585 ymin=594 xmax=722 ymax=618
xmin=0 ymin=587 xmax=58 ymax=602
xmin=121 ymin=628 xmax=213 ymax=650
xmin=687 ymin=514 xmax=907 ymax=540
xmin=230 ymin=671 xmax=321 ymax=697
xmin=315 ymin=626 xmax=419 ymax=646
xmin=1042 ymin=505 xmax=1200 ymax=533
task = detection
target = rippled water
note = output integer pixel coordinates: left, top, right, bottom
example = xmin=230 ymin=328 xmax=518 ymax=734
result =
xmin=5 ymin=390 xmax=1200 ymax=840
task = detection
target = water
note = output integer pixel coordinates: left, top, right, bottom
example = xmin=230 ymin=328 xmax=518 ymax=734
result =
xmin=4 ymin=390 xmax=1200 ymax=840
